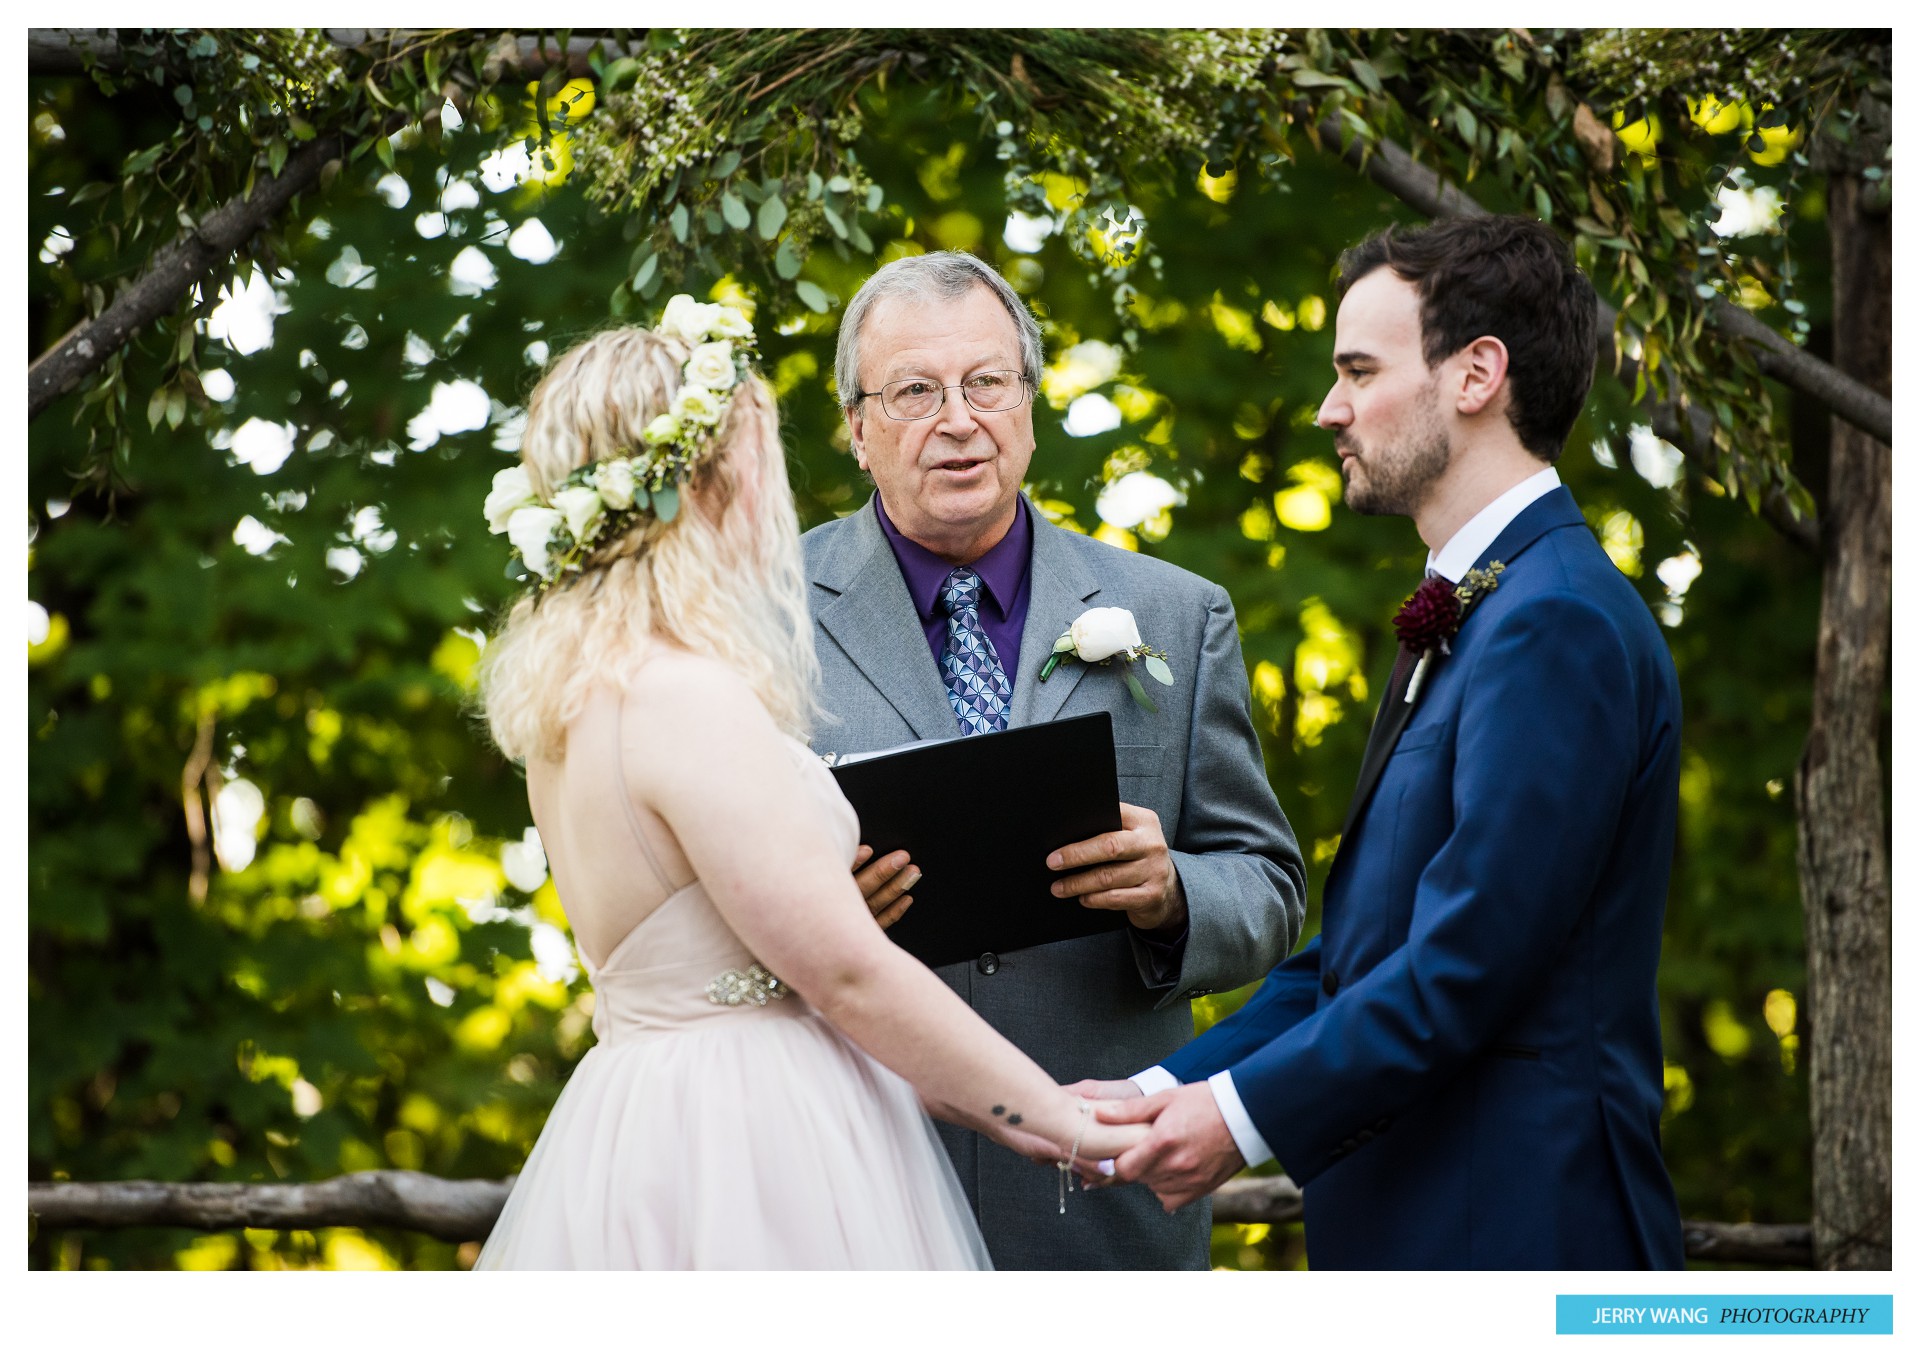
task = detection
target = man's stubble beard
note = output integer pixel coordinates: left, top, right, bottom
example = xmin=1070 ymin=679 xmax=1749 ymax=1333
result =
xmin=1341 ymin=383 xmax=1452 ymax=518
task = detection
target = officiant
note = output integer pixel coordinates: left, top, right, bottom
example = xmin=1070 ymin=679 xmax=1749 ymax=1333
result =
xmin=801 ymin=251 xmax=1305 ymax=1270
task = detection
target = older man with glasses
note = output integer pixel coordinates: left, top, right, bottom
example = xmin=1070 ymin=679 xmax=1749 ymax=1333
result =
xmin=801 ymin=251 xmax=1305 ymax=1270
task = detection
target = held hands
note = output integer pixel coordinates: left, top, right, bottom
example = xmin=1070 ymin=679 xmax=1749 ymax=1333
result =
xmin=852 ymin=844 xmax=919 ymax=930
xmin=1098 ymin=1083 xmax=1246 ymax=1212
xmin=1064 ymin=1078 xmax=1145 ymax=1101
xmin=994 ymin=1090 xmax=1149 ymax=1173
xmin=1046 ymin=802 xmax=1187 ymax=935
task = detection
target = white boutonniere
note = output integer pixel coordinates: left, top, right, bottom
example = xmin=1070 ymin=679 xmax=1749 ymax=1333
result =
xmin=1038 ymin=606 xmax=1174 ymax=713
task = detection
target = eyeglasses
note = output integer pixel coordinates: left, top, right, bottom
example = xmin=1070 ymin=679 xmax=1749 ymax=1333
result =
xmin=855 ymin=370 xmax=1030 ymax=422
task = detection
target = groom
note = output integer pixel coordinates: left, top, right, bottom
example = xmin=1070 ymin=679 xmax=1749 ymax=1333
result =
xmin=1092 ymin=215 xmax=1687 ymax=1269
xmin=802 ymin=251 xmax=1305 ymax=1269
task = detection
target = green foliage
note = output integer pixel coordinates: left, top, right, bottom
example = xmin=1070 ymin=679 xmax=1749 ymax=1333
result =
xmin=31 ymin=29 xmax=1835 ymax=1269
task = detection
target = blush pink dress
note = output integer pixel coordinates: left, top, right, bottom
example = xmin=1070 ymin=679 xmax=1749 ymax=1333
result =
xmin=474 ymin=688 xmax=988 ymax=1270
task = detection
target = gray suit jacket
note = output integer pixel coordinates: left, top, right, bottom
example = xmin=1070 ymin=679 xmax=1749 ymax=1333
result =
xmin=804 ymin=495 xmax=1305 ymax=1270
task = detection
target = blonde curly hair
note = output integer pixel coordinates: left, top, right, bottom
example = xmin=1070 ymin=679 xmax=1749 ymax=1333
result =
xmin=478 ymin=325 xmax=819 ymax=762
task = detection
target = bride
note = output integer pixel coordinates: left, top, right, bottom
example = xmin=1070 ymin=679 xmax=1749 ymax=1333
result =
xmin=471 ymin=297 xmax=1141 ymax=1268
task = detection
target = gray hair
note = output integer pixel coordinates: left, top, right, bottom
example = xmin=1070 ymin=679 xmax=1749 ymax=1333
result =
xmin=834 ymin=251 xmax=1045 ymax=411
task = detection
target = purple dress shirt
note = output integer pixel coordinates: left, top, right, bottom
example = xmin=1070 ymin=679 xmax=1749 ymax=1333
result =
xmin=874 ymin=493 xmax=1033 ymax=693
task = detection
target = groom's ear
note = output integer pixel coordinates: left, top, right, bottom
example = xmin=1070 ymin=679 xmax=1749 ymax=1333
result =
xmin=1452 ymin=335 xmax=1510 ymax=418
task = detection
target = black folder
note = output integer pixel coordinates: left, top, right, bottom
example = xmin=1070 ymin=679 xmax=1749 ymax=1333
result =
xmin=829 ymin=712 xmax=1126 ymax=969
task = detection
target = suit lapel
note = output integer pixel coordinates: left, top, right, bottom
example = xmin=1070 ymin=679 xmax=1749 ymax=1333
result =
xmin=1333 ymin=485 xmax=1589 ymax=850
xmin=811 ymin=500 xmax=961 ymax=741
xmin=1007 ymin=511 xmax=1100 ymax=726
xmin=1339 ymin=645 xmax=1418 ymax=840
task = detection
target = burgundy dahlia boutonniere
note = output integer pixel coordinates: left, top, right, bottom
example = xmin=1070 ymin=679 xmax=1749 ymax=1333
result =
xmin=1393 ymin=561 xmax=1506 ymax=704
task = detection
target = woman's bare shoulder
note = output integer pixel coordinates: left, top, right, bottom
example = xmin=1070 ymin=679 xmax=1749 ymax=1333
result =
xmin=620 ymin=649 xmax=775 ymax=738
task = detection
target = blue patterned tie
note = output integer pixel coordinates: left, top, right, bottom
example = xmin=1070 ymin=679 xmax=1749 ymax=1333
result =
xmin=937 ymin=567 xmax=1012 ymax=736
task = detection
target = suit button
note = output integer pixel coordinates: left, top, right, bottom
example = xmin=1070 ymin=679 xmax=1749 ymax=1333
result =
xmin=977 ymin=953 xmax=999 ymax=975
xmin=1322 ymin=970 xmax=1340 ymax=996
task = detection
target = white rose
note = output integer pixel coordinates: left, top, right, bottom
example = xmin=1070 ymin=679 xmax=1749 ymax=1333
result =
xmin=506 ymin=506 xmax=564 ymax=578
xmin=659 ymin=293 xmax=722 ymax=344
xmin=643 ymin=412 xmax=682 ymax=446
xmin=483 ymin=465 xmax=534 ymax=534
xmin=592 ymin=459 xmax=636 ymax=511
xmin=552 ymin=485 xmax=605 ymax=544
xmin=683 ymin=341 xmax=737 ymax=391
xmin=1069 ymin=606 xmax=1144 ymax=662
xmin=709 ymin=306 xmax=754 ymax=340
xmin=675 ymin=385 xmax=722 ymax=427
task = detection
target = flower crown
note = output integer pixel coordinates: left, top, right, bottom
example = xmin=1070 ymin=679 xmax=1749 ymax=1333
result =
xmin=483 ymin=294 xmax=759 ymax=592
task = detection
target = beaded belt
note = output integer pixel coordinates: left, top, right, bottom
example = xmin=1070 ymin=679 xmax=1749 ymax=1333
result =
xmin=704 ymin=963 xmax=789 ymax=1007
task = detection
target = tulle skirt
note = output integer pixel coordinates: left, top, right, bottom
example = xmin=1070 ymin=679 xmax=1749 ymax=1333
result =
xmin=474 ymin=1010 xmax=991 ymax=1270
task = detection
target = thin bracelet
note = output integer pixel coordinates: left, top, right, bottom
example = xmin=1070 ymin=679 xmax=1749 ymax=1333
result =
xmin=1058 ymin=1100 xmax=1093 ymax=1215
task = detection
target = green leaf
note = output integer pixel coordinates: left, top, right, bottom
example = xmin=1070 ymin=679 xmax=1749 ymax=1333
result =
xmin=670 ymin=203 xmax=689 ymax=243
xmin=774 ymin=238 xmax=803 ymax=280
xmin=631 ymin=252 xmax=659 ymax=292
xmin=827 ymin=175 xmax=853 ymax=193
xmin=794 ymin=280 xmax=829 ymax=313
xmin=601 ymin=57 xmax=641 ymax=90
xmin=702 ymin=208 xmax=723 ymax=236
xmin=165 ymin=386 xmax=187 ymax=430
xmin=268 ymin=136 xmax=288 ymax=179
xmin=147 ymin=386 xmax=168 ymax=431
xmin=1122 ymin=669 xmax=1158 ymax=714
xmin=720 ymin=192 xmax=750 ymax=230
xmin=847 ymin=222 xmax=873 ymax=253
xmin=651 ymin=484 xmax=680 ymax=523
xmin=711 ymin=149 xmax=741 ymax=179
xmin=1143 ymin=655 xmax=1173 ymax=686
xmin=821 ymin=204 xmax=848 ymax=239
xmin=374 ymin=136 xmax=396 ymax=172
xmin=757 ymin=193 xmax=788 ymax=240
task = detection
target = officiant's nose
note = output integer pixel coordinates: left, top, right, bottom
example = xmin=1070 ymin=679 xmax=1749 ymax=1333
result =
xmin=930 ymin=388 xmax=982 ymax=441
xmin=1317 ymin=389 xmax=1352 ymax=431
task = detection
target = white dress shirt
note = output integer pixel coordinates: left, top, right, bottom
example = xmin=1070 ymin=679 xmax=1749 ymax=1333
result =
xmin=1127 ymin=464 xmax=1564 ymax=1170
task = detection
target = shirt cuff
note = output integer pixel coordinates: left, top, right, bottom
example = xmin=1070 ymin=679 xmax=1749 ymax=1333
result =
xmin=1207 ymin=1070 xmax=1274 ymax=1168
xmin=1129 ymin=1065 xmax=1180 ymax=1095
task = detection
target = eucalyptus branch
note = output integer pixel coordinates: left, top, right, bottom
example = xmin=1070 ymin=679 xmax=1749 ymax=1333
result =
xmin=27 ymin=28 xmax=646 ymax=80
xmin=1313 ymin=108 xmax=1887 ymax=452
xmin=29 ymin=128 xmax=369 ymax=420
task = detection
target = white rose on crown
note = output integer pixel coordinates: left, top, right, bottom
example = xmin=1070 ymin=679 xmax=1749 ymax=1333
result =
xmin=643 ymin=412 xmax=682 ymax=446
xmin=683 ymin=341 xmax=737 ymax=391
xmin=709 ymin=307 xmax=754 ymax=340
xmin=659 ymin=294 xmax=725 ymax=344
xmin=552 ymin=485 xmax=605 ymax=543
xmin=591 ymin=459 xmax=636 ymax=511
xmin=675 ymin=385 xmax=723 ymax=427
xmin=1040 ymin=605 xmax=1174 ymax=714
xmin=484 ymin=465 xmax=535 ymax=534
xmin=506 ymin=506 xmax=565 ymax=579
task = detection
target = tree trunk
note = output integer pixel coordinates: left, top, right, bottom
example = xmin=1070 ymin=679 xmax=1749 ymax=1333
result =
xmin=1794 ymin=170 xmax=1892 ymax=1270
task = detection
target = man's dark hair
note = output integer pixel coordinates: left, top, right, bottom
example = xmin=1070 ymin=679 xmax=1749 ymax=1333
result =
xmin=1337 ymin=215 xmax=1598 ymax=462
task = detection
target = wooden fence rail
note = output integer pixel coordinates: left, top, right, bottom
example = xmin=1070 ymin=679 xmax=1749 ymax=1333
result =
xmin=28 ymin=1172 xmax=1813 ymax=1266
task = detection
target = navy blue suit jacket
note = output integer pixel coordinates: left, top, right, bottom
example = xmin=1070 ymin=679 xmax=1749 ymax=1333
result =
xmin=1162 ymin=488 xmax=1685 ymax=1269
